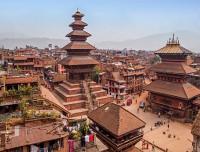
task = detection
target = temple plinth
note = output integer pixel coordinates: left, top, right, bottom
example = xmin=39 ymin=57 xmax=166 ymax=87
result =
xmin=144 ymin=34 xmax=200 ymax=118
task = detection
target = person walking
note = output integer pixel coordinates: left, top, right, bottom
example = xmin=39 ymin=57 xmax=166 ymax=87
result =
xmin=167 ymin=123 xmax=169 ymax=131
xmin=137 ymin=108 xmax=139 ymax=113
xmin=158 ymin=112 xmax=161 ymax=118
xmin=152 ymin=141 xmax=155 ymax=151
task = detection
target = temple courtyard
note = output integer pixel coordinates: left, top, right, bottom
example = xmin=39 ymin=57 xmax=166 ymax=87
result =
xmin=125 ymin=90 xmax=193 ymax=152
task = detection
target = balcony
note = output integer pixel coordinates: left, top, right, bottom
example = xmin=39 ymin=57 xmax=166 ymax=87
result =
xmin=89 ymin=124 xmax=143 ymax=151
xmin=34 ymin=64 xmax=43 ymax=68
xmin=14 ymin=62 xmax=34 ymax=66
xmin=114 ymin=84 xmax=126 ymax=89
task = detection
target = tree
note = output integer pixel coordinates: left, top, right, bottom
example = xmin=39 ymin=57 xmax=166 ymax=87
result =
xmin=20 ymin=98 xmax=28 ymax=120
xmin=92 ymin=66 xmax=100 ymax=82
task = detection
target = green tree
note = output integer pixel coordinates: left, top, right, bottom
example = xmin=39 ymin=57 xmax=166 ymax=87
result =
xmin=92 ymin=66 xmax=100 ymax=82
xmin=20 ymin=98 xmax=28 ymax=120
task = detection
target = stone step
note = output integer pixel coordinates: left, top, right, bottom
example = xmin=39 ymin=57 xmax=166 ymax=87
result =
xmin=63 ymin=81 xmax=80 ymax=88
xmin=59 ymin=83 xmax=81 ymax=94
xmin=93 ymin=90 xmax=107 ymax=97
xmin=55 ymin=87 xmax=83 ymax=102
xmin=88 ymin=81 xmax=97 ymax=86
xmin=97 ymin=95 xmax=113 ymax=105
xmin=64 ymin=100 xmax=86 ymax=110
xmin=69 ymin=108 xmax=88 ymax=117
xmin=63 ymin=100 xmax=85 ymax=106
xmin=91 ymin=85 xmax=102 ymax=91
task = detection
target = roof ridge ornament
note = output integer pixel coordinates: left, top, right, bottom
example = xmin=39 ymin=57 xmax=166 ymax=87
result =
xmin=172 ymin=33 xmax=175 ymax=43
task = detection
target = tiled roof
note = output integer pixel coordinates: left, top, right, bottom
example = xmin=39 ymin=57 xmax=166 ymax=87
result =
xmin=72 ymin=11 xmax=84 ymax=18
xmin=66 ymin=30 xmax=91 ymax=37
xmin=155 ymin=44 xmax=192 ymax=54
xmin=110 ymin=72 xmax=126 ymax=83
xmin=62 ymin=41 xmax=96 ymax=50
xmin=4 ymin=77 xmax=38 ymax=84
xmin=150 ymin=62 xmax=196 ymax=74
xmin=192 ymin=111 xmax=200 ymax=136
xmin=144 ymin=80 xmax=200 ymax=100
xmin=69 ymin=20 xmax=88 ymax=27
xmin=41 ymin=86 xmax=70 ymax=114
xmin=59 ymin=56 xmax=99 ymax=66
xmin=88 ymin=102 xmax=145 ymax=136
xmin=4 ymin=122 xmax=68 ymax=150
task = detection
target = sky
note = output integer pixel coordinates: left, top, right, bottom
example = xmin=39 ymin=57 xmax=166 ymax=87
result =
xmin=0 ymin=0 xmax=200 ymax=42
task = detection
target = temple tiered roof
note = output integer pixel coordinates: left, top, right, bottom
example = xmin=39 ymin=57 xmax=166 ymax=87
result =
xmin=144 ymin=34 xmax=200 ymax=100
xmin=144 ymin=80 xmax=200 ymax=100
xmin=62 ymin=10 xmax=96 ymax=52
xmin=155 ymin=34 xmax=192 ymax=54
xmin=69 ymin=20 xmax=88 ymax=27
xmin=59 ymin=55 xmax=99 ymax=66
xmin=66 ymin=30 xmax=91 ymax=37
xmin=61 ymin=10 xmax=98 ymax=66
xmin=150 ymin=62 xmax=196 ymax=74
xmin=88 ymin=102 xmax=145 ymax=136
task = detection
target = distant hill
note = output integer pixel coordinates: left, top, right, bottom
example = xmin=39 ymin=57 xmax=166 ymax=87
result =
xmin=95 ymin=31 xmax=200 ymax=52
xmin=0 ymin=38 xmax=68 ymax=49
xmin=0 ymin=31 xmax=200 ymax=52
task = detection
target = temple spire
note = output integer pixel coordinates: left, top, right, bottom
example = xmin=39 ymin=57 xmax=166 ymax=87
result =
xmin=172 ymin=33 xmax=175 ymax=43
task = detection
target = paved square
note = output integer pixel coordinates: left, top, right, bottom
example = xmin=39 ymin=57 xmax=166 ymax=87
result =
xmin=124 ymin=90 xmax=193 ymax=152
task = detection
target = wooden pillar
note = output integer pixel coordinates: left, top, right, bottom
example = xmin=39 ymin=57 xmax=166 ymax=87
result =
xmin=22 ymin=146 xmax=28 ymax=152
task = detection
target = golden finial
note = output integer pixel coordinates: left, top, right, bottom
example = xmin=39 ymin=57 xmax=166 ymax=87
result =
xmin=172 ymin=33 xmax=175 ymax=43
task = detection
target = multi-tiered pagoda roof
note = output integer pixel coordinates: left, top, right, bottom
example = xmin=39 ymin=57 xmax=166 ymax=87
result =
xmin=144 ymin=35 xmax=200 ymax=100
xmin=60 ymin=10 xmax=98 ymax=66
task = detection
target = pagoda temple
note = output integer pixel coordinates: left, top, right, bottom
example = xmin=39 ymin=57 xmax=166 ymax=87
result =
xmin=55 ymin=10 xmax=113 ymax=117
xmin=59 ymin=9 xmax=99 ymax=80
xmin=144 ymin=34 xmax=200 ymax=118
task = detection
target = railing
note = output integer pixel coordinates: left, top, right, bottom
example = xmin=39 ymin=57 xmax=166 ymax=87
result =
xmin=73 ymin=138 xmax=96 ymax=150
xmin=89 ymin=124 xmax=143 ymax=151
xmin=14 ymin=62 xmax=34 ymax=65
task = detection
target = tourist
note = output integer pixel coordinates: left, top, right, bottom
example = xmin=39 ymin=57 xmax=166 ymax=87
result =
xmin=167 ymin=124 xmax=169 ymax=131
xmin=152 ymin=141 xmax=155 ymax=151
xmin=158 ymin=112 xmax=161 ymax=118
xmin=137 ymin=108 xmax=139 ymax=113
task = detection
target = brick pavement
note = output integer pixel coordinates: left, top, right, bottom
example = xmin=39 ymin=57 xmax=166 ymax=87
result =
xmin=124 ymin=90 xmax=193 ymax=152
